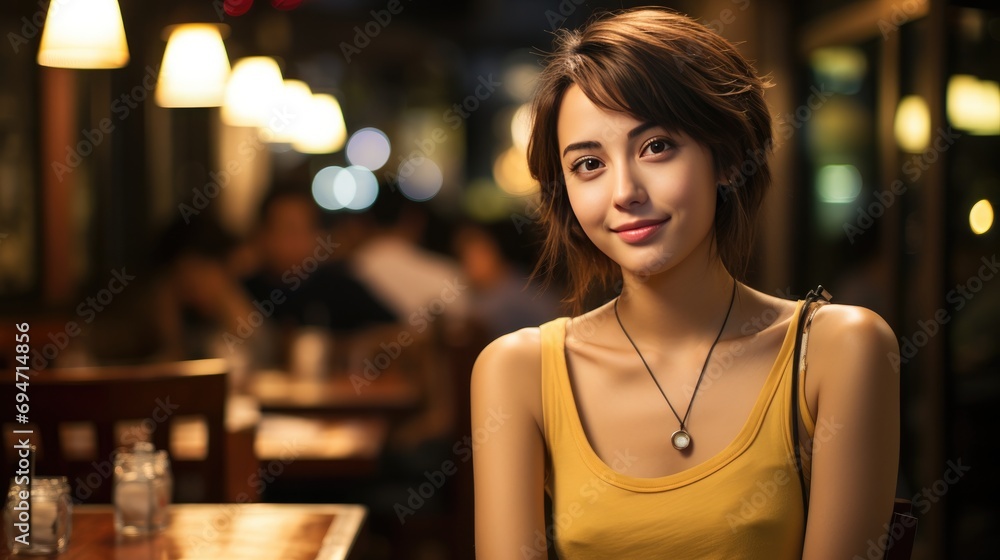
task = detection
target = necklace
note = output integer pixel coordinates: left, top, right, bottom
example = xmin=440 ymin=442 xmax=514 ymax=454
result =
xmin=613 ymin=281 xmax=737 ymax=451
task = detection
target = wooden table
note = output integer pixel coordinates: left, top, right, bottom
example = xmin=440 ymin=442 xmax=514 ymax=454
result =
xmin=248 ymin=370 xmax=421 ymax=416
xmin=170 ymin=403 xmax=390 ymax=497
xmin=0 ymin=503 xmax=366 ymax=560
xmin=254 ymin=415 xmax=389 ymax=478
xmin=216 ymin=413 xmax=390 ymax=501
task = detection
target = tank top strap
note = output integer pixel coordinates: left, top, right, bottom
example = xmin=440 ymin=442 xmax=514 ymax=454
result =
xmin=539 ymin=317 xmax=571 ymax=447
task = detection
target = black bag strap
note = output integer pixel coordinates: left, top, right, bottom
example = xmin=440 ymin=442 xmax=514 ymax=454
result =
xmin=790 ymin=288 xmax=917 ymax=558
xmin=791 ymin=285 xmax=832 ymax=522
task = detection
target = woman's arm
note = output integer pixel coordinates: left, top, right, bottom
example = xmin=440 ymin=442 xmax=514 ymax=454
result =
xmin=471 ymin=329 xmax=547 ymax=558
xmin=802 ymin=304 xmax=901 ymax=559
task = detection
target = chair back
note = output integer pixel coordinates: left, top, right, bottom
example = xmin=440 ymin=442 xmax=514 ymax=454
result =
xmin=0 ymin=359 xmax=227 ymax=504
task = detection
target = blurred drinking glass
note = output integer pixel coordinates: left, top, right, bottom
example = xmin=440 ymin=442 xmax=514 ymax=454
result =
xmin=289 ymin=327 xmax=332 ymax=380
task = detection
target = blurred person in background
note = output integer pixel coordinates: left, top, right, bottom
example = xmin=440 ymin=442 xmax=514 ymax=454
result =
xmin=241 ymin=187 xmax=397 ymax=349
xmin=233 ymin=186 xmax=399 ymax=386
xmin=151 ymin=215 xmax=263 ymax=364
xmin=453 ymin=221 xmax=560 ymax=339
xmin=70 ymin=213 xmax=269 ymax=395
xmin=348 ymin=191 xmax=469 ymax=330
xmin=345 ymin=192 xmax=471 ymax=449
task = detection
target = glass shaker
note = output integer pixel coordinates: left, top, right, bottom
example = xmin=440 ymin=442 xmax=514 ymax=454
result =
xmin=113 ymin=442 xmax=172 ymax=535
xmin=4 ymin=476 xmax=72 ymax=554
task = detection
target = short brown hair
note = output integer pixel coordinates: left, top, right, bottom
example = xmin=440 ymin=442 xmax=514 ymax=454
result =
xmin=527 ymin=7 xmax=773 ymax=314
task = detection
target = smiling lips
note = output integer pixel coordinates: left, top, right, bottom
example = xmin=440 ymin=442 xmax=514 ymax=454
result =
xmin=612 ymin=218 xmax=669 ymax=243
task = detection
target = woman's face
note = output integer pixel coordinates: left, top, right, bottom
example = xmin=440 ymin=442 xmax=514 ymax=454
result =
xmin=556 ymin=84 xmax=721 ymax=279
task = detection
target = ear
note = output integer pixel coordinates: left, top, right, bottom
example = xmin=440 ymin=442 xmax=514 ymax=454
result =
xmin=713 ymin=162 xmax=734 ymax=188
xmin=715 ymin=164 xmax=733 ymax=200
xmin=714 ymin=165 xmax=733 ymax=186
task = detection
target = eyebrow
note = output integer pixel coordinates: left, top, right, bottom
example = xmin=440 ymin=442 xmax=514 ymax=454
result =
xmin=561 ymin=121 xmax=660 ymax=158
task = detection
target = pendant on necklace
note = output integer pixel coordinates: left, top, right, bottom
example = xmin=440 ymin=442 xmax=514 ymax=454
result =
xmin=671 ymin=429 xmax=692 ymax=450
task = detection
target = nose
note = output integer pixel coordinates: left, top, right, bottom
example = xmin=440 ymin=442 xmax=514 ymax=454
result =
xmin=611 ymin=163 xmax=647 ymax=209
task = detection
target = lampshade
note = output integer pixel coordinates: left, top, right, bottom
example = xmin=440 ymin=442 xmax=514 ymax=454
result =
xmin=155 ymin=24 xmax=231 ymax=108
xmin=222 ymin=57 xmax=284 ymax=127
xmin=260 ymin=80 xmax=312 ymax=143
xmin=292 ymin=94 xmax=348 ymax=154
xmin=37 ymin=0 xmax=130 ymax=68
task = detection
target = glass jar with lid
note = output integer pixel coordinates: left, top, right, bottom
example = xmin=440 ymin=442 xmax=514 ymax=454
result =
xmin=113 ymin=441 xmax=172 ymax=535
xmin=3 ymin=475 xmax=72 ymax=554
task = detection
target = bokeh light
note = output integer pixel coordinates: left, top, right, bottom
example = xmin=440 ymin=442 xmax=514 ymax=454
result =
xmin=510 ymin=103 xmax=532 ymax=153
xmin=311 ymin=166 xmax=344 ymax=210
xmin=893 ymin=95 xmax=930 ymax=153
xmin=346 ymin=128 xmax=392 ymax=171
xmin=809 ymin=47 xmax=867 ymax=95
xmin=502 ymin=61 xmax=540 ymax=102
xmin=947 ymin=75 xmax=1000 ymax=135
xmin=397 ymin=158 xmax=443 ymax=201
xmin=493 ymin=146 xmax=537 ymax=195
xmin=816 ymin=164 xmax=862 ymax=204
xmin=463 ymin=178 xmax=514 ymax=222
xmin=335 ymin=165 xmax=379 ymax=211
xmin=970 ymin=199 xmax=994 ymax=235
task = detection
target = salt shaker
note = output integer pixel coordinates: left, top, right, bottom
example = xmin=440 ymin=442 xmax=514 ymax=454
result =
xmin=3 ymin=476 xmax=72 ymax=554
xmin=113 ymin=442 xmax=172 ymax=535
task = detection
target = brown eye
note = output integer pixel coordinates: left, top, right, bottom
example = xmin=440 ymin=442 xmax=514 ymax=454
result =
xmin=647 ymin=140 xmax=667 ymax=153
xmin=571 ymin=157 xmax=604 ymax=173
xmin=642 ymin=139 xmax=671 ymax=156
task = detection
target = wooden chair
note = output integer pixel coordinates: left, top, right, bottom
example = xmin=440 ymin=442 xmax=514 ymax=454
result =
xmin=0 ymin=359 xmax=227 ymax=505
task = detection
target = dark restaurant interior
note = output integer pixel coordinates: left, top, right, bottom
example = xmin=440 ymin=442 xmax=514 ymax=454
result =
xmin=0 ymin=0 xmax=998 ymax=558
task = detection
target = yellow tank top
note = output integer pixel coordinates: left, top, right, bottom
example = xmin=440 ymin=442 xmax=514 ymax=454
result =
xmin=540 ymin=300 xmax=815 ymax=559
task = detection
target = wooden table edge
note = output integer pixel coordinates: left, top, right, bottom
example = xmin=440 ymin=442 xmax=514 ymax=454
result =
xmin=68 ymin=503 xmax=368 ymax=560
xmin=316 ymin=504 xmax=367 ymax=560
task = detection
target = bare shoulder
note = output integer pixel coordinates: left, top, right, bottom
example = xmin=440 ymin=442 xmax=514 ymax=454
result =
xmin=471 ymin=327 xmax=545 ymax=426
xmin=473 ymin=327 xmax=543 ymax=378
xmin=811 ymin=303 xmax=898 ymax=355
xmin=808 ymin=303 xmax=900 ymax=393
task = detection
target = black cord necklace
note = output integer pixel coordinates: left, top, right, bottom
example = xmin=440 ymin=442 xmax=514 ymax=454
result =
xmin=613 ymin=280 xmax=737 ymax=451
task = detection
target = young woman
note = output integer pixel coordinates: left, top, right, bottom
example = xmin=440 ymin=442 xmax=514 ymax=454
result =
xmin=471 ymin=8 xmax=900 ymax=559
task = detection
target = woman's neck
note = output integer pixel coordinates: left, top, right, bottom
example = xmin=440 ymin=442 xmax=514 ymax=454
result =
xmin=616 ymin=252 xmax=736 ymax=343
